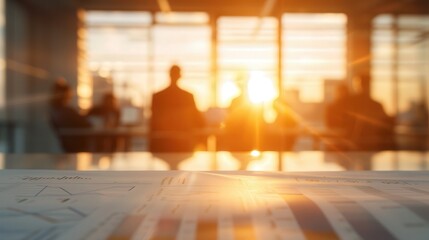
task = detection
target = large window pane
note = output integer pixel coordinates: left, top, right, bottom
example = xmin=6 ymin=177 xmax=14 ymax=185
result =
xmin=372 ymin=15 xmax=429 ymax=118
xmin=152 ymin=14 xmax=211 ymax=111
xmin=84 ymin=11 xmax=211 ymax=112
xmin=84 ymin=11 xmax=152 ymax=109
xmin=217 ymin=17 xmax=278 ymax=107
xmin=282 ymin=14 xmax=347 ymax=103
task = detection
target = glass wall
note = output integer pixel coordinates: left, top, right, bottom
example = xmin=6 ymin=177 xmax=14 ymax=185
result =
xmin=84 ymin=11 xmax=152 ymax=109
xmin=217 ymin=17 xmax=278 ymax=107
xmin=84 ymin=11 xmax=211 ymax=112
xmin=84 ymin=12 xmax=349 ymax=109
xmin=282 ymin=14 xmax=347 ymax=103
xmin=372 ymin=15 xmax=429 ymax=122
xmin=152 ymin=12 xmax=211 ymax=111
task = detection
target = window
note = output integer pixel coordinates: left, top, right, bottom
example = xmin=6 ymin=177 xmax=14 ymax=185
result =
xmin=152 ymin=12 xmax=211 ymax=111
xmin=84 ymin=11 xmax=152 ymax=109
xmin=372 ymin=15 xmax=429 ymax=116
xmin=83 ymin=11 xmax=211 ymax=111
xmin=282 ymin=14 xmax=347 ymax=103
xmin=217 ymin=17 xmax=278 ymax=107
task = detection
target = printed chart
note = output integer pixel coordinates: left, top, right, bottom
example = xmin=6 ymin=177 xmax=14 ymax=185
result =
xmin=1 ymin=170 xmax=429 ymax=240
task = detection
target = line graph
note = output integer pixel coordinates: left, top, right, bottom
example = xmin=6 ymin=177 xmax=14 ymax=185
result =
xmin=0 ymin=206 xmax=87 ymax=224
xmin=17 ymin=184 xmax=136 ymax=197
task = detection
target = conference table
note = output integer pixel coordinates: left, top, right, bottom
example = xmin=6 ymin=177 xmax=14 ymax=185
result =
xmin=1 ymin=151 xmax=429 ymax=240
xmin=2 ymin=150 xmax=429 ymax=171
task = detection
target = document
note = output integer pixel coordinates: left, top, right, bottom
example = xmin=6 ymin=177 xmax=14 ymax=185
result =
xmin=1 ymin=170 xmax=429 ymax=240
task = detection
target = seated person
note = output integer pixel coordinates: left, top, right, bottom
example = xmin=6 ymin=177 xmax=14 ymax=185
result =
xmin=149 ymin=65 xmax=204 ymax=152
xmin=49 ymin=78 xmax=91 ymax=152
xmin=223 ymin=75 xmax=265 ymax=151
xmin=347 ymin=74 xmax=395 ymax=150
xmin=325 ymin=83 xmax=351 ymax=132
xmin=324 ymin=83 xmax=355 ymax=150
xmin=265 ymin=96 xmax=298 ymax=150
xmin=224 ymin=92 xmax=263 ymax=151
xmin=87 ymin=92 xmax=120 ymax=129
xmin=87 ymin=92 xmax=121 ymax=152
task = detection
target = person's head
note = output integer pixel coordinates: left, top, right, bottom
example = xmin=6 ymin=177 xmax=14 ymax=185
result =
xmin=169 ymin=65 xmax=181 ymax=85
xmin=102 ymin=92 xmax=117 ymax=109
xmin=51 ymin=78 xmax=72 ymax=107
xmin=353 ymin=74 xmax=371 ymax=95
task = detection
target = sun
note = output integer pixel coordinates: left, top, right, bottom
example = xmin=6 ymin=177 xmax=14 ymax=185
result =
xmin=247 ymin=71 xmax=277 ymax=104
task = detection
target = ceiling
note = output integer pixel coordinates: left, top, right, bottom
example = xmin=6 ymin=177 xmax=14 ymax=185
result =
xmin=17 ymin=0 xmax=429 ymax=16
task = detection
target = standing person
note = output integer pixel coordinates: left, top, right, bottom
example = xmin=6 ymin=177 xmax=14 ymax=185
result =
xmin=149 ymin=65 xmax=204 ymax=152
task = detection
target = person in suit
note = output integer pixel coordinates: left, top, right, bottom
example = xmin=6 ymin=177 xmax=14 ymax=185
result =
xmin=149 ymin=65 xmax=204 ymax=152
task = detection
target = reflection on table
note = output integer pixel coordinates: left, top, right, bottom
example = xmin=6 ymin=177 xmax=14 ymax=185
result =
xmin=2 ymin=151 xmax=429 ymax=171
xmin=53 ymin=126 xmax=429 ymax=153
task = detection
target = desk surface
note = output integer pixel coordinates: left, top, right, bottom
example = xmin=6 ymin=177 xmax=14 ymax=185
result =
xmin=0 ymin=169 xmax=428 ymax=239
xmin=2 ymin=151 xmax=429 ymax=171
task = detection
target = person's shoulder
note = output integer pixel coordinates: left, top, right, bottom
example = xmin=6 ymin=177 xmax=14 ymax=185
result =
xmin=171 ymin=87 xmax=194 ymax=99
xmin=153 ymin=87 xmax=170 ymax=99
xmin=182 ymin=89 xmax=194 ymax=98
xmin=348 ymin=93 xmax=370 ymax=106
xmin=370 ymin=98 xmax=385 ymax=110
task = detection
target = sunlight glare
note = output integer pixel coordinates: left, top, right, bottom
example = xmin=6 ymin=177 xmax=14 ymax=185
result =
xmin=250 ymin=150 xmax=261 ymax=157
xmin=247 ymin=71 xmax=277 ymax=104
xmin=220 ymin=80 xmax=241 ymax=106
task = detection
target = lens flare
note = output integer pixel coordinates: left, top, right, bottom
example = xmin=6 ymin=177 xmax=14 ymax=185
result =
xmin=247 ymin=71 xmax=277 ymax=104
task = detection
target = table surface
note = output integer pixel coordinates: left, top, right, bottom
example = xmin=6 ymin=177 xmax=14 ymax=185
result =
xmin=0 ymin=169 xmax=428 ymax=240
xmin=2 ymin=150 xmax=429 ymax=171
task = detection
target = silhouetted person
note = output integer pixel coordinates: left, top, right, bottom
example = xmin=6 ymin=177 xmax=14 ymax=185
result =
xmin=49 ymin=78 xmax=91 ymax=152
xmin=224 ymin=95 xmax=262 ymax=151
xmin=150 ymin=65 xmax=204 ymax=152
xmin=408 ymin=101 xmax=429 ymax=128
xmin=325 ymin=83 xmax=351 ymax=132
xmin=88 ymin=92 xmax=120 ymax=129
xmin=223 ymin=76 xmax=264 ymax=151
xmin=266 ymin=96 xmax=298 ymax=150
xmin=324 ymin=83 xmax=355 ymax=150
xmin=87 ymin=92 xmax=121 ymax=152
xmin=348 ymin=74 xmax=395 ymax=150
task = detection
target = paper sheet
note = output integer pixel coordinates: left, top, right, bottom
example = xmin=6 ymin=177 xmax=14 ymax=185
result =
xmin=1 ymin=170 xmax=429 ymax=240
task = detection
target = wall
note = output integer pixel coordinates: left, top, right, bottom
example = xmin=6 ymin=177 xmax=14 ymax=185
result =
xmin=5 ymin=0 xmax=79 ymax=152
